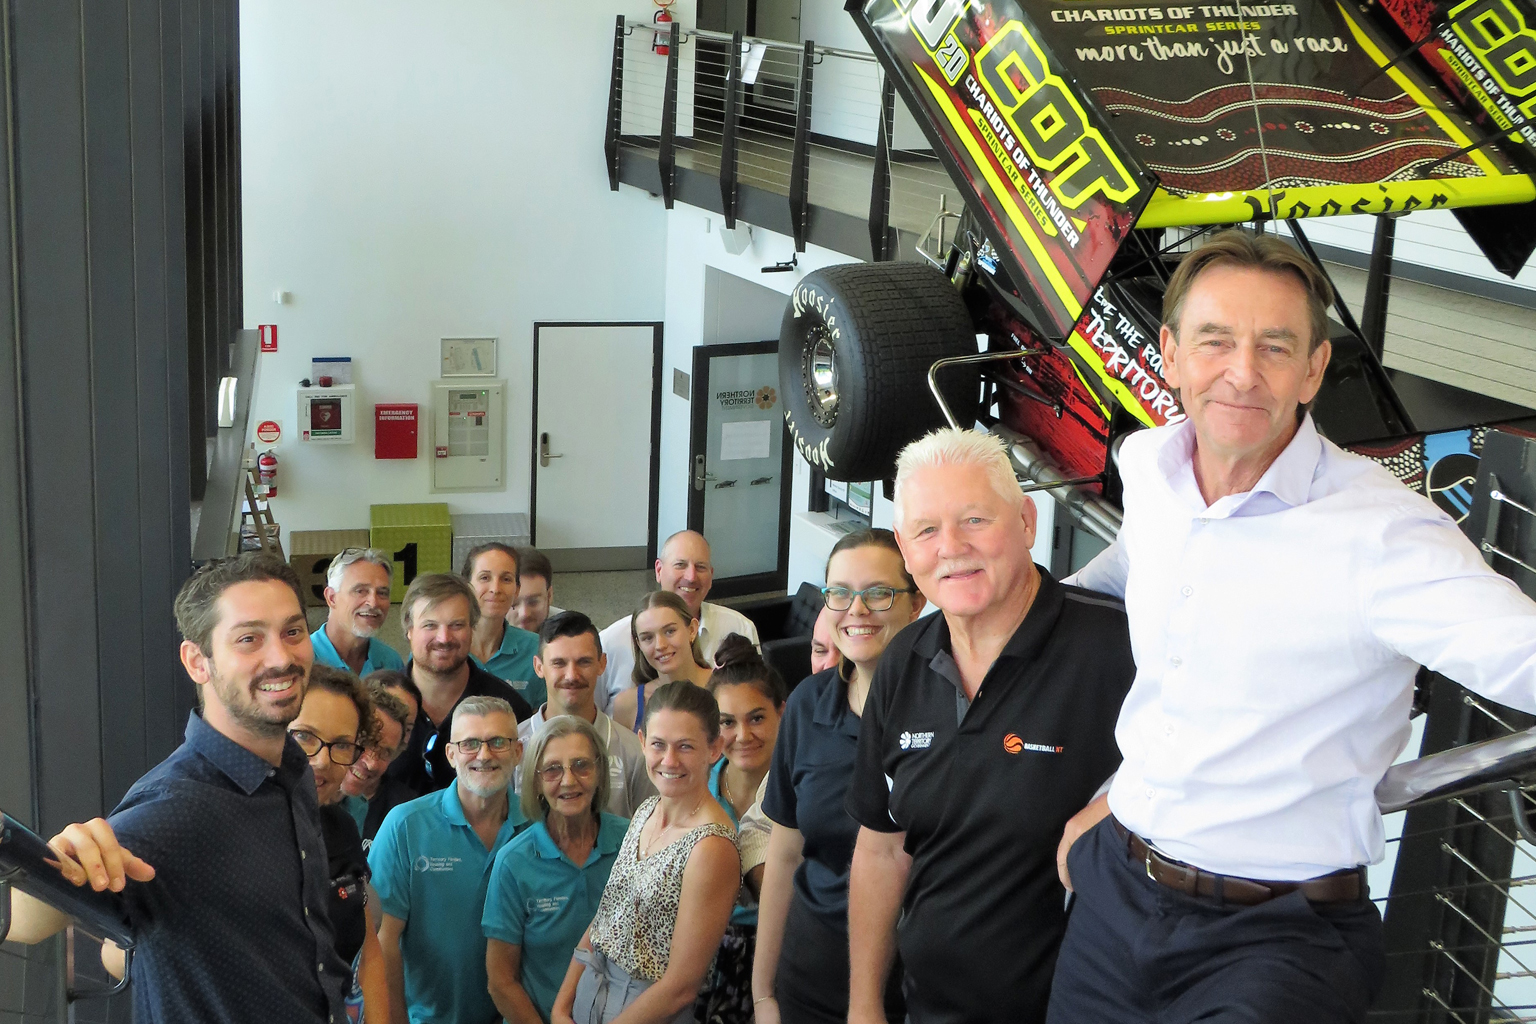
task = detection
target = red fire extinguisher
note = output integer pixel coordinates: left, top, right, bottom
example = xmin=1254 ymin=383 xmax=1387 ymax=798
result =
xmin=652 ymin=0 xmax=675 ymax=55
xmin=258 ymin=449 xmax=278 ymax=497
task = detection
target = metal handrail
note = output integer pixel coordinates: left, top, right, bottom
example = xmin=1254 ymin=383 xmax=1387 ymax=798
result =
xmin=1378 ymin=726 xmax=1536 ymax=833
xmin=190 ymin=329 xmax=261 ymax=563
xmin=620 ymin=20 xmax=880 ymax=63
xmin=0 ymin=812 xmax=135 ymax=950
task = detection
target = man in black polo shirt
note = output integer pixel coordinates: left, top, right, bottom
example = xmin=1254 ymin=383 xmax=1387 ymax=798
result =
xmin=389 ymin=573 xmax=532 ymax=793
xmin=847 ymin=429 xmax=1135 ymax=1024
xmin=6 ymin=554 xmax=350 ymax=1024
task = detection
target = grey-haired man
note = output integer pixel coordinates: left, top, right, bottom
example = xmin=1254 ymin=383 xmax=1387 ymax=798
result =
xmin=312 ymin=547 xmax=405 ymax=676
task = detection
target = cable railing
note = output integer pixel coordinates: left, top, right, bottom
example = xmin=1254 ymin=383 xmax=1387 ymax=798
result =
xmin=603 ymin=15 xmax=962 ymax=261
xmin=1370 ymin=723 xmax=1536 ymax=1021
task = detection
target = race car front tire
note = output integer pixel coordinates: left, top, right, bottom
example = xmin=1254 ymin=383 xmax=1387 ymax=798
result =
xmin=778 ymin=261 xmax=980 ymax=483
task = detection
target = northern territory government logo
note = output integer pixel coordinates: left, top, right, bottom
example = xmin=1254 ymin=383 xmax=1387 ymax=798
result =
xmin=899 ymin=730 xmax=935 ymax=750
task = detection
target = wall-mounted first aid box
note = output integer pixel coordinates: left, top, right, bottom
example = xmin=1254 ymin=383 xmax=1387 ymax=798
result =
xmin=298 ymin=384 xmax=355 ymax=444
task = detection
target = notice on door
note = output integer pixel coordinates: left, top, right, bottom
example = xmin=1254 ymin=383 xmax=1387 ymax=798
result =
xmin=720 ymin=419 xmax=771 ymax=461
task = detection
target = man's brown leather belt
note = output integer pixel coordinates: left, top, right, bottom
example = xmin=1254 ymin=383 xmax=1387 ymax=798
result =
xmin=1109 ymin=817 xmax=1364 ymax=906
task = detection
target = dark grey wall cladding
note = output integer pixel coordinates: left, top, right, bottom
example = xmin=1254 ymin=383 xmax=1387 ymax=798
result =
xmin=0 ymin=1 xmax=242 ymax=1021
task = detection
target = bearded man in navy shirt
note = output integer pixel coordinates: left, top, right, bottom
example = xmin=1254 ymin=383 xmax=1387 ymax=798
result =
xmin=7 ymin=554 xmax=355 ymax=1024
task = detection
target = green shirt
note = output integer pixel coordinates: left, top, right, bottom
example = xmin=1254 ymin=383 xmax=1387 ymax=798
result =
xmin=472 ymin=624 xmax=545 ymax=709
xmin=369 ymin=785 xmax=527 ymax=1024
xmin=310 ymin=625 xmax=405 ymax=676
xmin=481 ymin=813 xmax=628 ymax=1021
xmin=710 ymin=758 xmax=757 ymax=926
xmin=342 ymin=793 xmax=368 ymax=837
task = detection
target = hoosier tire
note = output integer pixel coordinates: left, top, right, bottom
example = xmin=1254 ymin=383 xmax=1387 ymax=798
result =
xmin=779 ymin=262 xmax=980 ymax=482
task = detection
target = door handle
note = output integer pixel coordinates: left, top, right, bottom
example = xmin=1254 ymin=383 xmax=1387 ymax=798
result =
xmin=540 ymin=432 xmax=564 ymax=468
xmin=693 ymin=455 xmax=706 ymax=491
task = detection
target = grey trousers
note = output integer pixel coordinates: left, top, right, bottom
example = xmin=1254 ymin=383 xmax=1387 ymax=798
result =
xmin=572 ymin=947 xmax=696 ymax=1024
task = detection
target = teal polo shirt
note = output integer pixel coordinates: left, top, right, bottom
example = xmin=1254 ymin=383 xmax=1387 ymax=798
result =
xmin=343 ymin=793 xmax=368 ymax=836
xmin=710 ymin=759 xmax=755 ymax=926
xmin=481 ymin=813 xmax=628 ymax=1021
xmin=369 ymin=785 xmax=527 ymax=1024
xmin=471 ymin=624 xmax=544 ymax=709
xmin=310 ymin=625 xmax=405 ymax=677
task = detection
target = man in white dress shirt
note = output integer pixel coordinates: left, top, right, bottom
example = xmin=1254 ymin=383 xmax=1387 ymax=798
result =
xmin=594 ymin=530 xmax=759 ymax=710
xmin=1047 ymin=229 xmax=1536 ymax=1024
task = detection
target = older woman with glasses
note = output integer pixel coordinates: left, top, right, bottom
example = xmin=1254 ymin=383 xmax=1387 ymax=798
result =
xmin=484 ymin=716 xmax=629 ymax=1024
xmin=289 ymin=664 xmax=392 ymax=1023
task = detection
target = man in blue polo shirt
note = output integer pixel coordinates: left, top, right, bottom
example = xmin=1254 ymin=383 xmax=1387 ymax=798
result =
xmin=311 ymin=547 xmax=406 ymax=676
xmin=371 ymin=695 xmax=527 ymax=1024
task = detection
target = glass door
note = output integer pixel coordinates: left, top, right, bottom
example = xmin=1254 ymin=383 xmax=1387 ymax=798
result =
xmin=687 ymin=342 xmax=791 ymax=598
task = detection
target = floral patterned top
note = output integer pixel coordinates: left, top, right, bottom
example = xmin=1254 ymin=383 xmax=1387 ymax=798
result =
xmin=588 ymin=796 xmax=738 ymax=981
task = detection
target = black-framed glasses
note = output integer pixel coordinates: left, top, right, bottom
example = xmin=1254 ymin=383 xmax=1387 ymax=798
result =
xmin=821 ymin=585 xmax=916 ymax=612
xmin=449 ymin=736 xmax=518 ymax=755
xmin=290 ymin=729 xmax=362 ymax=766
xmin=537 ymin=758 xmax=597 ymax=783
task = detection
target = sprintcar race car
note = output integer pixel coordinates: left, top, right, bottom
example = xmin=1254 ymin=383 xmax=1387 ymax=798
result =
xmin=778 ymin=0 xmax=1536 ymax=541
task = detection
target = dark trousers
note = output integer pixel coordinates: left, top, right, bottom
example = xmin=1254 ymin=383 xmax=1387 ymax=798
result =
xmin=1046 ymin=818 xmax=1385 ymax=1024
xmin=775 ymin=893 xmax=905 ymax=1024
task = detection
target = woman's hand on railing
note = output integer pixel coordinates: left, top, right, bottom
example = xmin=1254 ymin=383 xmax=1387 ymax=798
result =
xmin=46 ymin=818 xmax=155 ymax=893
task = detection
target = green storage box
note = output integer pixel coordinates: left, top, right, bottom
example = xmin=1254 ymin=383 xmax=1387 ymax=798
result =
xmin=370 ymin=502 xmax=453 ymax=601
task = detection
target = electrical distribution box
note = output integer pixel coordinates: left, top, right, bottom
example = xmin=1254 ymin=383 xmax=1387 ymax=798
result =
xmin=298 ymin=384 xmax=355 ymax=444
xmin=430 ymin=380 xmax=504 ymax=491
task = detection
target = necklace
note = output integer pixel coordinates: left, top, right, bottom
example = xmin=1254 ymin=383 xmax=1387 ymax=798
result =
xmin=640 ymin=794 xmax=706 ymax=859
xmin=721 ymin=764 xmax=750 ymax=815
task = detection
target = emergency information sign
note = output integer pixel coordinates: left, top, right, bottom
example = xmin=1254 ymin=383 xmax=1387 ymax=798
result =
xmin=375 ymin=403 xmax=418 ymax=459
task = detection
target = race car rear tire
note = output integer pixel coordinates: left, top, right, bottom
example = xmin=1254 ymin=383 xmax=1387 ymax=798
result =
xmin=779 ymin=262 xmax=980 ymax=483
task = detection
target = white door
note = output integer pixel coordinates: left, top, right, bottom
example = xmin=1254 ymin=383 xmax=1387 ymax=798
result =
xmin=755 ymin=0 xmax=801 ymax=41
xmin=533 ymin=324 xmax=658 ymax=571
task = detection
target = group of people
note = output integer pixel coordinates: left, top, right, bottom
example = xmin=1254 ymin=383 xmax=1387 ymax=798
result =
xmin=10 ymin=229 xmax=1536 ymax=1024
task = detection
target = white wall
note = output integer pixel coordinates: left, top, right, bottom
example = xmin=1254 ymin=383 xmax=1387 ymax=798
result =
xmin=657 ymin=206 xmax=865 ymax=541
xmin=241 ymin=0 xmax=671 ymax=534
xmin=1303 ymin=210 xmax=1536 ymax=290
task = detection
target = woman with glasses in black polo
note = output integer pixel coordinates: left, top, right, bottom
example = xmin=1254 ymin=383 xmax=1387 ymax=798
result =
xmin=751 ymin=529 xmax=925 ymax=1024
xmin=290 ymin=664 xmax=390 ymax=1023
